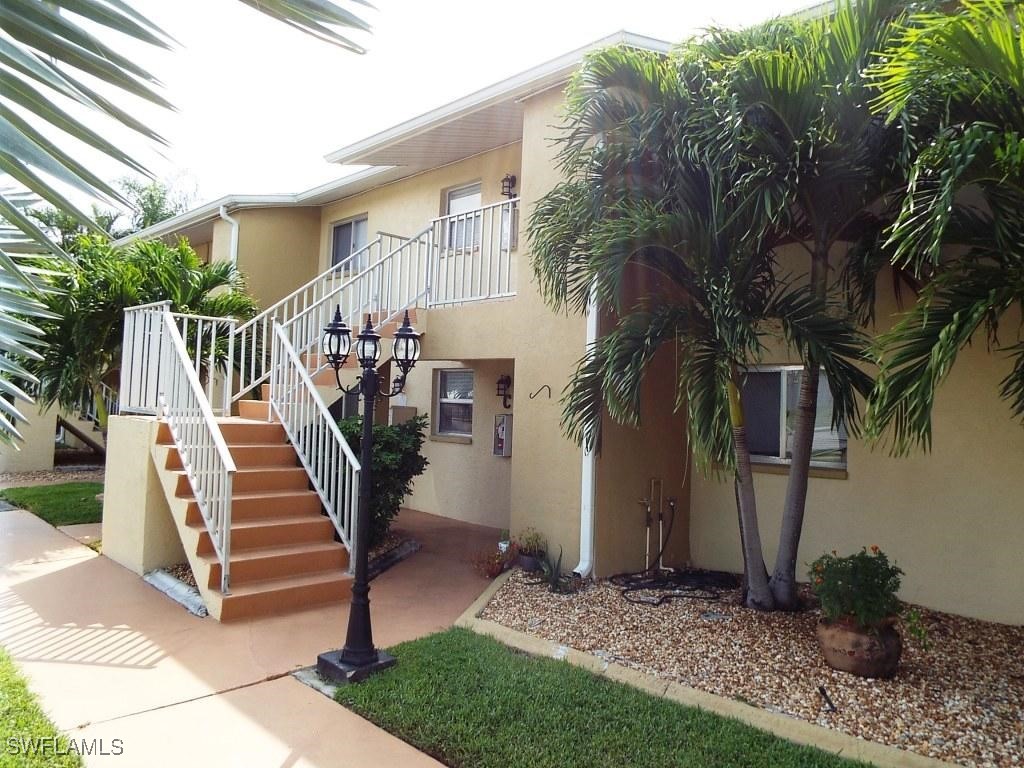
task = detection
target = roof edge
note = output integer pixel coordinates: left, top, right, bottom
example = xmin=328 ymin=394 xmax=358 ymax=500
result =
xmin=323 ymin=30 xmax=671 ymax=166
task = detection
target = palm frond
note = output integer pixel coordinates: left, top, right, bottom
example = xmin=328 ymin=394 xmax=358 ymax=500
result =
xmin=1 ymin=0 xmax=369 ymax=444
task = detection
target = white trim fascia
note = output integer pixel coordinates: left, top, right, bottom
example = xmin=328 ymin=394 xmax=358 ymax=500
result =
xmin=323 ymin=31 xmax=671 ymax=166
xmin=114 ymin=167 xmax=399 ymax=246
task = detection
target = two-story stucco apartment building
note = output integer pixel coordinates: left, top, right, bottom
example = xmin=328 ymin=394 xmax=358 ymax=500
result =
xmin=101 ymin=32 xmax=1023 ymax=625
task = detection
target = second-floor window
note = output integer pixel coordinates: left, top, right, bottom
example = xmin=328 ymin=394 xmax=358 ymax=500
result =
xmin=446 ymin=183 xmax=482 ymax=251
xmin=741 ymin=366 xmax=848 ymax=469
xmin=332 ymin=216 xmax=369 ymax=270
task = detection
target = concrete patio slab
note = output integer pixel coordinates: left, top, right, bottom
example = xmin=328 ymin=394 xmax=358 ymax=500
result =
xmin=0 ymin=507 xmax=499 ymax=766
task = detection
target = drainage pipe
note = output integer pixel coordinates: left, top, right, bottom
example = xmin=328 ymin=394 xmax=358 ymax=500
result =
xmin=573 ymin=284 xmax=599 ymax=578
xmin=218 ymin=205 xmax=239 ymax=265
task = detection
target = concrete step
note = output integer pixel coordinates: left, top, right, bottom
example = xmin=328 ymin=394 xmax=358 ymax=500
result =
xmin=237 ymin=399 xmax=277 ymax=421
xmin=173 ymin=467 xmax=309 ymax=497
xmin=156 ymin=419 xmax=288 ymax=446
xmin=184 ymin=489 xmax=323 ymax=525
xmin=194 ymin=514 xmax=334 ymax=554
xmin=218 ymin=570 xmax=353 ymax=621
xmin=167 ymin=443 xmax=298 ymax=471
xmin=205 ymin=540 xmax=348 ymax=588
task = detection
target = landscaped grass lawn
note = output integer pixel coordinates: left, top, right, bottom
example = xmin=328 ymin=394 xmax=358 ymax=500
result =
xmin=336 ymin=628 xmax=867 ymax=768
xmin=0 ymin=483 xmax=103 ymax=527
xmin=0 ymin=647 xmax=81 ymax=768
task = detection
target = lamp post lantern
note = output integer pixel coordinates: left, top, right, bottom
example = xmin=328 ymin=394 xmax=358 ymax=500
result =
xmin=316 ymin=307 xmax=420 ymax=683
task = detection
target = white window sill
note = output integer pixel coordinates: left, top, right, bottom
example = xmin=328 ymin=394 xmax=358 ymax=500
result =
xmin=430 ymin=433 xmax=472 ymax=445
xmin=749 ymin=461 xmax=848 ymax=480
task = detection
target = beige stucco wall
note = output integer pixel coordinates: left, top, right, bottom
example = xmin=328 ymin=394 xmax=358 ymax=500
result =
xmin=312 ymin=93 xmax=586 ymax=564
xmin=193 ymin=240 xmax=211 ymax=263
xmin=210 ymin=219 xmax=232 ymax=266
xmin=595 ymin=343 xmax=691 ymax=576
xmin=317 ymin=143 xmax=523 ymax=274
xmin=101 ymin=416 xmax=185 ymax=574
xmin=689 ymin=279 xmax=1024 ymax=625
xmin=400 ymin=359 xmax=513 ymax=530
xmin=0 ymin=404 xmax=56 ymax=473
xmin=233 ymin=207 xmax=322 ymax=310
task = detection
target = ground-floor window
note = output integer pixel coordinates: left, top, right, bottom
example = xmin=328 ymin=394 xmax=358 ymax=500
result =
xmin=435 ymin=368 xmax=474 ymax=436
xmin=741 ymin=366 xmax=848 ymax=468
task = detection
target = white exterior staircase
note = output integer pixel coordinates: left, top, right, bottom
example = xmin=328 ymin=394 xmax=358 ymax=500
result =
xmin=118 ymin=198 xmax=518 ymax=619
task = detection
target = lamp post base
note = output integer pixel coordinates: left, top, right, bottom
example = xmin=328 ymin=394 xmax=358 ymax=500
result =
xmin=316 ymin=649 xmax=396 ymax=684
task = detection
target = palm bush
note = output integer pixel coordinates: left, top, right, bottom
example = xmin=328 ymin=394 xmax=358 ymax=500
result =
xmin=529 ymin=42 xmax=873 ymax=609
xmin=867 ymin=0 xmax=1024 ymax=450
xmin=30 ymin=236 xmax=258 ymax=433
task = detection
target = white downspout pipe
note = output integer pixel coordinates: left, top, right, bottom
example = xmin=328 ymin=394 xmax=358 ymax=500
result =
xmin=218 ymin=205 xmax=239 ymax=265
xmin=573 ymin=284 xmax=599 ymax=578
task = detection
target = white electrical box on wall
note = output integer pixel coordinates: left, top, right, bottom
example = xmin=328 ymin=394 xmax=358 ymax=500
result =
xmin=493 ymin=414 xmax=512 ymax=457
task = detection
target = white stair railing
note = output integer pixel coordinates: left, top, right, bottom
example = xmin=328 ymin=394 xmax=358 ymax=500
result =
xmin=157 ymin=312 xmax=236 ymax=594
xmin=232 ymin=232 xmax=405 ymax=402
xmin=269 ymin=321 xmax=359 ymax=554
xmin=121 ymin=303 xmax=237 ymax=417
xmin=120 ymin=300 xmax=172 ymax=415
xmin=429 ymin=197 xmax=518 ymax=307
xmin=280 ymin=226 xmax=433 ymax=381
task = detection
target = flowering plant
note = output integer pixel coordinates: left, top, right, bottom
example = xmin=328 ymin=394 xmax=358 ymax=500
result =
xmin=808 ymin=546 xmax=903 ymax=630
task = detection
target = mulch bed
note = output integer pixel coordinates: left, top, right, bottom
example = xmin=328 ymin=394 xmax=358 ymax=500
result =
xmin=480 ymin=569 xmax=1024 ymax=768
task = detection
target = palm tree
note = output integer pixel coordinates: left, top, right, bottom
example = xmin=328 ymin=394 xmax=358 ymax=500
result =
xmin=0 ymin=0 xmax=370 ymax=445
xmin=866 ymin=0 xmax=1024 ymax=450
xmin=30 ymin=236 xmax=258 ymax=435
xmin=529 ymin=46 xmax=872 ymax=610
xmin=687 ymin=0 xmax=912 ymax=608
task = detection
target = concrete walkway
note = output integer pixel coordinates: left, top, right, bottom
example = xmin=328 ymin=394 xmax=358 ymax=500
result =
xmin=1 ymin=507 xmax=500 ymax=767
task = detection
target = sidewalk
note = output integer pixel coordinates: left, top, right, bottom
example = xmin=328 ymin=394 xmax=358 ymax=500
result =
xmin=1 ymin=507 xmax=499 ymax=767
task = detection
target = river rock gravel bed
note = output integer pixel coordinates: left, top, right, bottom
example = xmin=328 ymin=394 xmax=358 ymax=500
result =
xmin=480 ymin=570 xmax=1023 ymax=768
xmin=0 ymin=467 xmax=104 ymax=489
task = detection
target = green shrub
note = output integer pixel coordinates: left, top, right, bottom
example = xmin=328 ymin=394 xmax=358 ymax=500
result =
xmin=338 ymin=414 xmax=428 ymax=547
xmin=808 ymin=546 xmax=903 ymax=629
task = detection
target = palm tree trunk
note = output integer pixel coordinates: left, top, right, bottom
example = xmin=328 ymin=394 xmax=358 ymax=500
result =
xmin=728 ymin=377 xmax=774 ymax=611
xmin=770 ymin=242 xmax=828 ymax=610
xmin=92 ymin=384 xmax=110 ymax=440
xmin=769 ymin=364 xmax=818 ymax=609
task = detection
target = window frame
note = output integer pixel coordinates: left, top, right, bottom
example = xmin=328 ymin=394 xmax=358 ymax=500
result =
xmin=742 ymin=364 xmax=848 ymax=470
xmin=330 ymin=214 xmax=369 ymax=270
xmin=444 ymin=182 xmax=483 ymax=253
xmin=434 ymin=368 xmax=474 ymax=439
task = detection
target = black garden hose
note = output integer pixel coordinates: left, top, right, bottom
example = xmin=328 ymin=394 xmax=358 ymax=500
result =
xmin=608 ymin=500 xmax=740 ymax=606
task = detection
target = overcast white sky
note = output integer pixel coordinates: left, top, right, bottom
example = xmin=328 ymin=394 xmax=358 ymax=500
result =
xmin=99 ymin=0 xmax=815 ymax=206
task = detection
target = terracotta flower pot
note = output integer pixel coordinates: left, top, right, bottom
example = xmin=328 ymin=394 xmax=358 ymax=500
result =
xmin=815 ymin=617 xmax=902 ymax=678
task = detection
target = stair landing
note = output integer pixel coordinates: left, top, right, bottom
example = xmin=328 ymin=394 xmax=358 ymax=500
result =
xmin=152 ymin=417 xmax=351 ymax=621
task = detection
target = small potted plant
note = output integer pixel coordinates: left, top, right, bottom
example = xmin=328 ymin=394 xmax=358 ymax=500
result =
xmin=515 ymin=528 xmax=547 ymax=572
xmin=472 ymin=544 xmax=517 ymax=579
xmin=809 ymin=546 xmax=905 ymax=678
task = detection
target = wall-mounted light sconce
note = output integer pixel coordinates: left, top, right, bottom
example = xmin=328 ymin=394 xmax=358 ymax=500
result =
xmin=501 ymin=174 xmax=517 ymax=199
xmin=496 ymin=374 xmax=512 ymax=409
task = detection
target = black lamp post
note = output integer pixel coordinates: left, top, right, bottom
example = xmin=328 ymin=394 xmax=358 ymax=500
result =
xmin=316 ymin=307 xmax=421 ymax=683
